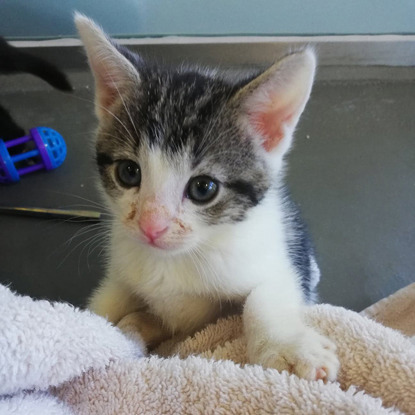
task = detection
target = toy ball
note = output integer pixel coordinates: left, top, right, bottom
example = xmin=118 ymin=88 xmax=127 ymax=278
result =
xmin=0 ymin=127 xmax=66 ymax=183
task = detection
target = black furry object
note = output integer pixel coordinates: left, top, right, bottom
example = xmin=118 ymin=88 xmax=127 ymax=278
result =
xmin=0 ymin=105 xmax=25 ymax=141
xmin=0 ymin=37 xmax=72 ymax=92
xmin=0 ymin=37 xmax=72 ymax=153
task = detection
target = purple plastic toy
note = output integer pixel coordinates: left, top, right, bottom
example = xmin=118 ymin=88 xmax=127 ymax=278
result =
xmin=0 ymin=127 xmax=66 ymax=183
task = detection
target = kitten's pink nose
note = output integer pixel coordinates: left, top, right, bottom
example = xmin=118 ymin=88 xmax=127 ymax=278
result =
xmin=138 ymin=201 xmax=171 ymax=244
xmin=139 ymin=221 xmax=168 ymax=242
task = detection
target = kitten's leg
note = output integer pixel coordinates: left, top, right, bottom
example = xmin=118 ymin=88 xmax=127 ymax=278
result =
xmin=88 ymin=277 xmax=141 ymax=324
xmin=243 ymin=281 xmax=339 ymax=381
xmin=117 ymin=294 xmax=220 ymax=351
xmin=117 ymin=311 xmax=171 ymax=350
xmin=89 ymin=277 xmax=172 ymax=350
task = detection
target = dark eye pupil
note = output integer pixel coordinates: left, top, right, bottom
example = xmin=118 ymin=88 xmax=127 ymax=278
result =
xmin=126 ymin=165 xmax=137 ymax=177
xmin=117 ymin=160 xmax=141 ymax=187
xmin=197 ymin=180 xmax=213 ymax=196
xmin=187 ymin=176 xmax=218 ymax=204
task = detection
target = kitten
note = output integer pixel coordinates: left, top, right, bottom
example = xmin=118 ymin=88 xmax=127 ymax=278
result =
xmin=76 ymin=14 xmax=339 ymax=381
xmin=0 ymin=37 xmax=72 ymax=144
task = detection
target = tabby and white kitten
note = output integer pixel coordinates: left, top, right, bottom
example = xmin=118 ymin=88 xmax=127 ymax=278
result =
xmin=76 ymin=14 xmax=339 ymax=381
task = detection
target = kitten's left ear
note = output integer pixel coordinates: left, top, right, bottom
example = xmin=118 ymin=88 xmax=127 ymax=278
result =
xmin=233 ymin=49 xmax=316 ymax=156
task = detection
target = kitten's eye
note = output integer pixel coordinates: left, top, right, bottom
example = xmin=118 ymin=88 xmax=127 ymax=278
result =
xmin=116 ymin=160 xmax=141 ymax=187
xmin=186 ymin=176 xmax=219 ymax=204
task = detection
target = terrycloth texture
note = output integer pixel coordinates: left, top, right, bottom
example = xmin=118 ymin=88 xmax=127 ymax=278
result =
xmin=1 ymin=283 xmax=414 ymax=414
xmin=0 ymin=284 xmax=141 ymax=396
xmin=362 ymin=282 xmax=415 ymax=337
xmin=0 ymin=393 xmax=73 ymax=415
xmin=0 ymin=284 xmax=142 ymax=415
xmin=157 ymin=310 xmax=415 ymax=414
xmin=54 ymin=357 xmax=398 ymax=415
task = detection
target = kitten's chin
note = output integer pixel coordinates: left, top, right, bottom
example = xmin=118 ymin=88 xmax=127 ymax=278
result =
xmin=144 ymin=238 xmax=183 ymax=253
xmin=142 ymin=240 xmax=194 ymax=256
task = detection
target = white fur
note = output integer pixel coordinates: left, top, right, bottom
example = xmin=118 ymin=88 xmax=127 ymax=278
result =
xmin=78 ymin=15 xmax=339 ymax=381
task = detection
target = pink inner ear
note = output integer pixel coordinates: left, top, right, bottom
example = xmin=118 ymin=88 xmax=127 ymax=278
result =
xmin=99 ymin=82 xmax=118 ymax=111
xmin=250 ymin=106 xmax=294 ymax=152
xmin=91 ymin=57 xmax=123 ymax=112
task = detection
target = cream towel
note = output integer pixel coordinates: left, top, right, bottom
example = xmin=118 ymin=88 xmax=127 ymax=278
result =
xmin=362 ymin=282 xmax=415 ymax=337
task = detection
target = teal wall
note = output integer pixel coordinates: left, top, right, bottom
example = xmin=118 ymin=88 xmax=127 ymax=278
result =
xmin=2 ymin=0 xmax=415 ymax=39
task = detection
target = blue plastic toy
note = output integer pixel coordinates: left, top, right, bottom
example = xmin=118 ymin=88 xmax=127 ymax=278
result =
xmin=0 ymin=127 xmax=66 ymax=183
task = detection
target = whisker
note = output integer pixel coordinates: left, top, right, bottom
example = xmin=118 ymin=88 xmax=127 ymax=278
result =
xmin=191 ymin=245 xmax=221 ymax=295
xmin=80 ymin=230 xmax=109 ymax=272
xmin=67 ymin=92 xmax=137 ymax=147
xmin=57 ymin=230 xmax=103 ymax=269
xmin=109 ymin=71 xmax=141 ymax=143
xmin=63 ymin=223 xmax=105 ymax=248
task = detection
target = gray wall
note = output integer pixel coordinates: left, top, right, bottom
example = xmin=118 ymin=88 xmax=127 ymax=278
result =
xmin=2 ymin=0 xmax=415 ymax=39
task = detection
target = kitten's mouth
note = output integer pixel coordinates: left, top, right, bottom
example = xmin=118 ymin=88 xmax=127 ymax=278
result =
xmin=138 ymin=227 xmax=172 ymax=250
xmin=144 ymin=235 xmax=167 ymax=249
xmin=135 ymin=230 xmax=185 ymax=252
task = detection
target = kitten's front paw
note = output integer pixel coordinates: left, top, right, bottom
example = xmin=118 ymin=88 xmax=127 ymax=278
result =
xmin=117 ymin=313 xmax=148 ymax=353
xmin=251 ymin=328 xmax=339 ymax=382
xmin=117 ymin=311 xmax=171 ymax=352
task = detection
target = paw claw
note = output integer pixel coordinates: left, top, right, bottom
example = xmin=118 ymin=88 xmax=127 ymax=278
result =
xmin=315 ymin=367 xmax=327 ymax=382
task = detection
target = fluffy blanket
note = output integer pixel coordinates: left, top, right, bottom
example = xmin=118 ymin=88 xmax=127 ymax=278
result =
xmin=0 ymin=283 xmax=414 ymax=415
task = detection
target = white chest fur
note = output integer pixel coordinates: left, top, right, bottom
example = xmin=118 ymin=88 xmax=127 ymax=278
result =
xmin=109 ymin=191 xmax=301 ymax=331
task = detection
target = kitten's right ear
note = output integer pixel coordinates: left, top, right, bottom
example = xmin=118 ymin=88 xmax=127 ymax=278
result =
xmin=75 ymin=13 xmax=140 ymax=121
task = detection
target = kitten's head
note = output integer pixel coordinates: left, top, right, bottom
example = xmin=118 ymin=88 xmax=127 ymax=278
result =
xmin=76 ymin=14 xmax=316 ymax=254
